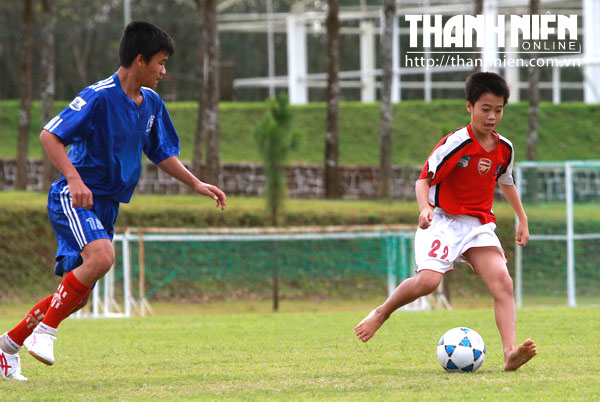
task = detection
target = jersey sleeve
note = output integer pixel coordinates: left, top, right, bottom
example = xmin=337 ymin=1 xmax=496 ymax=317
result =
xmin=43 ymin=88 xmax=98 ymax=145
xmin=497 ymin=139 xmax=515 ymax=185
xmin=143 ymin=100 xmax=180 ymax=165
xmin=421 ymin=134 xmax=470 ymax=186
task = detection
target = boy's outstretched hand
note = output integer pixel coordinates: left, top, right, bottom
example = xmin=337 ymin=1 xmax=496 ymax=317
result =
xmin=195 ymin=182 xmax=227 ymax=210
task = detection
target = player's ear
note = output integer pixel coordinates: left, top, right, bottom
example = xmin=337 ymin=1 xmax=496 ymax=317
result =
xmin=466 ymin=101 xmax=473 ymax=113
xmin=134 ymin=54 xmax=145 ymax=66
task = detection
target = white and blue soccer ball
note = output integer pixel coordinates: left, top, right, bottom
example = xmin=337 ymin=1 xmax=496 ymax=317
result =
xmin=437 ymin=327 xmax=486 ymax=372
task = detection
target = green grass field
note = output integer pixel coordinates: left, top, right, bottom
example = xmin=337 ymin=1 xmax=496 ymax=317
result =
xmin=1 ymin=301 xmax=599 ymax=400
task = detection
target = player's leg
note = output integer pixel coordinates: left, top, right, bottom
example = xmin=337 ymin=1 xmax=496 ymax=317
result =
xmin=1 ymin=262 xmax=91 ymax=377
xmin=0 ymin=296 xmax=51 ymax=381
xmin=355 ymin=270 xmax=443 ymax=342
xmin=27 ymin=239 xmax=113 ymax=366
xmin=69 ymin=292 xmax=92 ymax=314
xmin=464 ymin=246 xmax=537 ymax=370
xmin=1 ymin=296 xmax=53 ymax=350
xmin=1 ymin=296 xmax=53 ymax=381
xmin=356 ymin=210 xmax=456 ymax=342
xmin=26 ymin=187 xmax=118 ymax=365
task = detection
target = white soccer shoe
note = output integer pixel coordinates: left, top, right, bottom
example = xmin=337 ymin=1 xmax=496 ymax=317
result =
xmin=24 ymin=332 xmax=56 ymax=366
xmin=0 ymin=350 xmax=28 ymax=381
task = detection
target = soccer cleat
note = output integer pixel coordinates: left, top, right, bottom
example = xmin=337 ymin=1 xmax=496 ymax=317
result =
xmin=24 ymin=332 xmax=56 ymax=366
xmin=0 ymin=350 xmax=28 ymax=381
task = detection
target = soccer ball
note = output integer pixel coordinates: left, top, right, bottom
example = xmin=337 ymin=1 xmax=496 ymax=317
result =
xmin=437 ymin=327 xmax=486 ymax=372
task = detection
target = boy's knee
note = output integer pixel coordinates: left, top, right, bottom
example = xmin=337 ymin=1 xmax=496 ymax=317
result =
xmin=95 ymin=247 xmax=115 ymax=273
xmin=501 ymin=275 xmax=514 ymax=294
xmin=82 ymin=240 xmax=115 ymax=274
xmin=492 ymin=273 xmax=514 ymax=298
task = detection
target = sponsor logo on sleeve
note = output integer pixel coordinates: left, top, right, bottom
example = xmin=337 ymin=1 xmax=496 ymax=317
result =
xmin=145 ymin=115 xmax=155 ymax=132
xmin=69 ymin=96 xmax=87 ymax=111
xmin=457 ymin=155 xmax=471 ymax=168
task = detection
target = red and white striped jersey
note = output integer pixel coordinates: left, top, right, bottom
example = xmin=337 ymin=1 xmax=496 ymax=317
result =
xmin=419 ymin=125 xmax=515 ymax=224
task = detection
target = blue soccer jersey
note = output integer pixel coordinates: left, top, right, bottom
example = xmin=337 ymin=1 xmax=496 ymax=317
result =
xmin=43 ymin=72 xmax=180 ymax=203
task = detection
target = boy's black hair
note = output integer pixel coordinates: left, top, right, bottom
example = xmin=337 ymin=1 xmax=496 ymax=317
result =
xmin=119 ymin=21 xmax=174 ymax=67
xmin=464 ymin=72 xmax=510 ymax=105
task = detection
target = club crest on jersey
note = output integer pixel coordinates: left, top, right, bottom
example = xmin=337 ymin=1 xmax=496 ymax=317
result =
xmin=457 ymin=155 xmax=471 ymax=168
xmin=68 ymin=96 xmax=87 ymax=111
xmin=145 ymin=115 xmax=155 ymax=132
xmin=478 ymin=158 xmax=492 ymax=175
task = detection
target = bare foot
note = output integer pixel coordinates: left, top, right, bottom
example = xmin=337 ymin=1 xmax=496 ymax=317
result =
xmin=504 ymin=339 xmax=537 ymax=371
xmin=354 ymin=308 xmax=388 ymax=342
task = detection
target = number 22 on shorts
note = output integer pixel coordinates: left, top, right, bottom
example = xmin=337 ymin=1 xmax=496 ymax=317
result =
xmin=428 ymin=239 xmax=449 ymax=260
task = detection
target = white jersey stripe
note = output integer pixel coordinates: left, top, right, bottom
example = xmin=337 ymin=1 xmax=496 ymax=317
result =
xmin=427 ymin=128 xmax=472 ymax=177
xmin=426 ymin=128 xmax=472 ymax=207
xmin=94 ymin=83 xmax=116 ymax=92
xmin=91 ymin=79 xmax=114 ymax=89
xmin=59 ymin=186 xmax=86 ymax=249
xmin=43 ymin=116 xmax=60 ymax=131
xmin=89 ymin=77 xmax=114 ymax=89
xmin=48 ymin=118 xmax=63 ymax=132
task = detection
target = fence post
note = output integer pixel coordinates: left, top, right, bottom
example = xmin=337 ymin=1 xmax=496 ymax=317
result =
xmin=565 ymin=163 xmax=576 ymax=307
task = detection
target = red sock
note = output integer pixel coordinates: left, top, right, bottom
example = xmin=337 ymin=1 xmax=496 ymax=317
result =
xmin=6 ymin=295 xmax=53 ymax=346
xmin=41 ymin=271 xmax=91 ymax=329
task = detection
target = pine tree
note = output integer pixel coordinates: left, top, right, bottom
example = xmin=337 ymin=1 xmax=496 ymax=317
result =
xmin=255 ymin=94 xmax=299 ymax=226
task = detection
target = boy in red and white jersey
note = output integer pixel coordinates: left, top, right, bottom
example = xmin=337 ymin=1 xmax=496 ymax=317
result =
xmin=355 ymin=72 xmax=537 ymax=371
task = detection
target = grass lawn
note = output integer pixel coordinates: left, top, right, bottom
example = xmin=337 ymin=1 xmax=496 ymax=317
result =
xmin=1 ymin=301 xmax=599 ymax=400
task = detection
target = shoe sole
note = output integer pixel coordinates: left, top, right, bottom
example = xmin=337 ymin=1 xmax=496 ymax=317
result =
xmin=28 ymin=350 xmax=54 ymax=366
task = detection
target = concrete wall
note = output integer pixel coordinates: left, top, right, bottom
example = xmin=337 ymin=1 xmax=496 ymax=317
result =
xmin=0 ymin=158 xmax=421 ymax=199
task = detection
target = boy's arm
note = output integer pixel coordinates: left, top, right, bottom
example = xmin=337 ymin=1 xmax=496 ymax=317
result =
xmin=39 ymin=129 xmax=93 ymax=209
xmin=415 ymin=176 xmax=433 ymax=229
xmin=499 ymin=182 xmax=529 ymax=247
xmin=157 ymin=156 xmax=227 ymax=210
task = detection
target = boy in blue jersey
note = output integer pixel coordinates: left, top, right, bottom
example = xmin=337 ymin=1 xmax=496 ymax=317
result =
xmin=0 ymin=21 xmax=226 ymax=381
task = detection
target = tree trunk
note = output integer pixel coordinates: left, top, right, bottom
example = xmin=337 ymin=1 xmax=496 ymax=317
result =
xmin=41 ymin=0 xmax=56 ymax=191
xmin=527 ymin=0 xmax=540 ymax=161
xmin=16 ymin=0 xmax=34 ymax=190
xmin=192 ymin=0 xmax=206 ymax=181
xmin=324 ymin=0 xmax=341 ymax=199
xmin=378 ymin=0 xmax=395 ymax=199
xmin=203 ymin=0 xmax=221 ymax=186
xmin=527 ymin=0 xmax=541 ymax=203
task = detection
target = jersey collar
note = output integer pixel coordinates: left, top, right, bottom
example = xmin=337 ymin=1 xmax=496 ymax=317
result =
xmin=113 ymin=72 xmax=145 ymax=109
xmin=466 ymin=124 xmax=499 ymax=153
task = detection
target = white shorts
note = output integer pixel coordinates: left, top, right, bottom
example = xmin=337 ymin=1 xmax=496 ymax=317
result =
xmin=414 ymin=208 xmax=506 ymax=274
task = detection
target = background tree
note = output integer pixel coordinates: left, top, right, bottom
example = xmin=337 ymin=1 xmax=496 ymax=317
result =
xmin=324 ymin=0 xmax=341 ymax=199
xmin=192 ymin=0 xmax=207 ymax=181
xmin=255 ymin=93 xmax=298 ymax=227
xmin=203 ymin=0 xmax=221 ymax=186
xmin=16 ymin=0 xmax=34 ymax=190
xmin=527 ymin=0 xmax=541 ymax=203
xmin=527 ymin=0 xmax=540 ymax=161
xmin=41 ymin=0 xmax=56 ymax=191
xmin=378 ymin=0 xmax=395 ymax=198
xmin=255 ymin=93 xmax=298 ymax=312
